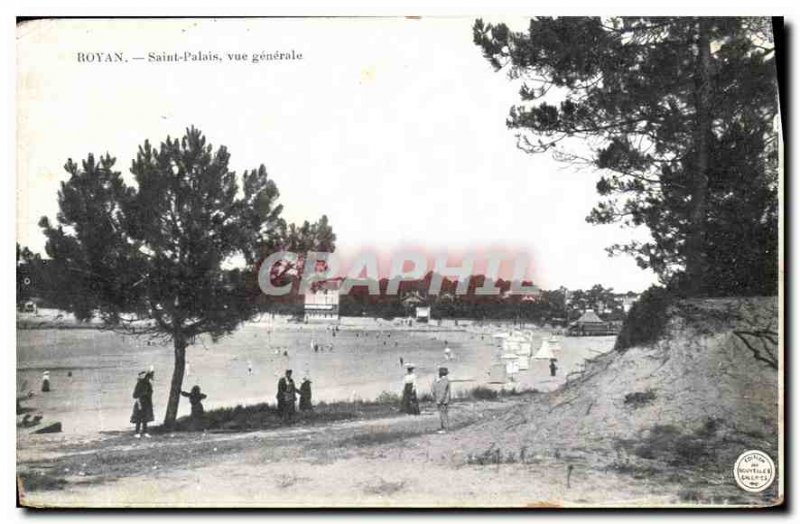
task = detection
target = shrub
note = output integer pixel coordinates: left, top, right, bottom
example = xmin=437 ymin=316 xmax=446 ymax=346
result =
xmin=375 ymin=391 xmax=400 ymax=404
xmin=469 ymin=386 xmax=498 ymax=400
xmin=614 ymin=286 xmax=673 ymax=352
xmin=623 ymin=390 xmax=657 ymax=408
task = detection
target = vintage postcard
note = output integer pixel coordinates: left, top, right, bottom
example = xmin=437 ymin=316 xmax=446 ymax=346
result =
xmin=16 ymin=16 xmax=783 ymax=508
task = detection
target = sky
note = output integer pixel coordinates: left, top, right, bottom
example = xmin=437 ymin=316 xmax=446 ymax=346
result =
xmin=16 ymin=17 xmax=658 ymax=292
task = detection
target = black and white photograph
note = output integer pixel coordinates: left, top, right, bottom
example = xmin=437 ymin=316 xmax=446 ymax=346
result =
xmin=15 ymin=16 xmax=783 ymax=508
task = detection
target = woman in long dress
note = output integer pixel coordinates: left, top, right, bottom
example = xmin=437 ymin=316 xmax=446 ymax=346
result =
xmin=130 ymin=370 xmax=154 ymax=438
xmin=400 ymin=365 xmax=420 ymax=415
xmin=299 ymin=378 xmax=313 ymax=411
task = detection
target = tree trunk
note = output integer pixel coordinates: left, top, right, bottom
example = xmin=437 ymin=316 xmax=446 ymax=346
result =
xmin=163 ymin=332 xmax=187 ymax=429
xmin=686 ymin=19 xmax=713 ymax=296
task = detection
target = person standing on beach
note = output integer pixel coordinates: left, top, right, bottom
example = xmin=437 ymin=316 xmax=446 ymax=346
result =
xmin=277 ymin=369 xmax=298 ymax=423
xmin=299 ymin=377 xmax=313 ymax=412
xmin=432 ymin=367 xmax=451 ymax=433
xmin=131 ymin=369 xmax=155 ymax=438
xmin=400 ymin=365 xmax=420 ymax=415
xmin=40 ymin=371 xmax=50 ymax=393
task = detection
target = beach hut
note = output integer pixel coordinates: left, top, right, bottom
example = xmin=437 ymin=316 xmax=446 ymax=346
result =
xmin=516 ymin=341 xmax=533 ymax=357
xmin=501 ymin=353 xmax=520 ymax=375
xmin=568 ymin=310 xmax=618 ymax=336
xmin=304 ymin=280 xmax=340 ymax=323
xmin=488 ymin=362 xmax=507 ymax=383
xmin=533 ymin=337 xmax=557 ymax=360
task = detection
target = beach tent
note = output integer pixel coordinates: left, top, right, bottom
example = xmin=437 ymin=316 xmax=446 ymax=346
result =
xmin=508 ymin=332 xmax=527 ymax=342
xmin=503 ymin=340 xmax=520 ymax=354
xmin=488 ymin=362 xmax=507 ymax=383
xmin=501 ymin=353 xmax=521 ymax=374
xmin=516 ymin=341 xmax=533 ymax=357
xmin=505 ymin=359 xmax=520 ymax=375
xmin=533 ymin=338 xmax=557 ymax=360
xmin=492 ymin=332 xmax=510 ymax=346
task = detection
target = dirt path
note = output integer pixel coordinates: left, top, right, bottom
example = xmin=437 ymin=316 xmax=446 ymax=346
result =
xmin=19 ymin=397 xmax=687 ymax=508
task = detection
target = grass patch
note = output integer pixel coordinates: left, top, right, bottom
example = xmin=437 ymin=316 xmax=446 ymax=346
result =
xmin=623 ymin=389 xmax=657 ymax=409
xmin=169 ymin=393 xmax=407 ymax=433
xmin=469 ymin=386 xmax=499 ymax=400
xmin=340 ymin=428 xmax=421 ymax=448
xmin=165 ymin=386 xmax=540 ymax=434
xmin=613 ymin=417 xmax=767 ymax=478
xmin=465 ymin=444 xmax=537 ymax=466
xmin=18 ymin=471 xmax=68 ymax=493
xmin=606 ymin=461 xmax=662 ymax=480
xmin=632 ymin=419 xmax=722 ymax=467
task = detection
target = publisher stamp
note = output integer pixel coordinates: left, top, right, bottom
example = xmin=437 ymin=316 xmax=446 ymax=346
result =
xmin=734 ymin=450 xmax=775 ymax=492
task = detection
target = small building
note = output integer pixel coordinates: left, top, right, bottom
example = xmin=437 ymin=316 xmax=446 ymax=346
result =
xmin=567 ymin=310 xmax=619 ymax=336
xmin=415 ymin=306 xmax=431 ymax=323
xmin=304 ymin=280 xmax=340 ymax=323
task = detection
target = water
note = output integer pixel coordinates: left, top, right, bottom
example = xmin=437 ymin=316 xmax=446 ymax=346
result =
xmin=17 ymin=317 xmax=615 ymax=434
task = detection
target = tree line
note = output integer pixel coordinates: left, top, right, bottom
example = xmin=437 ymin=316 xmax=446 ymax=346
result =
xmin=18 ymin=251 xmax=629 ymax=325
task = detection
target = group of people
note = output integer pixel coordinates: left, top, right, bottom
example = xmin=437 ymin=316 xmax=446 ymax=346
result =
xmin=129 ymin=367 xmax=209 ymax=438
xmin=128 ymin=366 xmax=314 ymax=437
xmin=400 ymin=364 xmax=452 ymax=433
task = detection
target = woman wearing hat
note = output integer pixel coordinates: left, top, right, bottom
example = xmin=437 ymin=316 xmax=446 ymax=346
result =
xmin=400 ymin=365 xmax=420 ymax=415
xmin=131 ymin=369 xmax=155 ymax=438
xmin=299 ymin=376 xmax=313 ymax=412
xmin=41 ymin=371 xmax=50 ymax=393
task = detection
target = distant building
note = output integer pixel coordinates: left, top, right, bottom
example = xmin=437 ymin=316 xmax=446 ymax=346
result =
xmin=567 ymin=309 xmax=620 ymax=336
xmin=304 ymin=280 xmax=340 ymax=323
xmin=415 ymin=306 xmax=431 ymax=323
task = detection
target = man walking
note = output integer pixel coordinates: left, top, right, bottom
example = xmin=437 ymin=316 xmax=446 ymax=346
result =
xmin=432 ymin=367 xmax=451 ymax=434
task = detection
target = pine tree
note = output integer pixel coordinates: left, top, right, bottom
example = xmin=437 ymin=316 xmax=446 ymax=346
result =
xmin=474 ymin=17 xmax=779 ymax=296
xmin=40 ymin=127 xmax=335 ymax=427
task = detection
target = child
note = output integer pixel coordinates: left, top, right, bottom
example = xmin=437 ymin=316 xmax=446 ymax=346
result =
xmin=180 ymin=385 xmax=207 ymax=431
